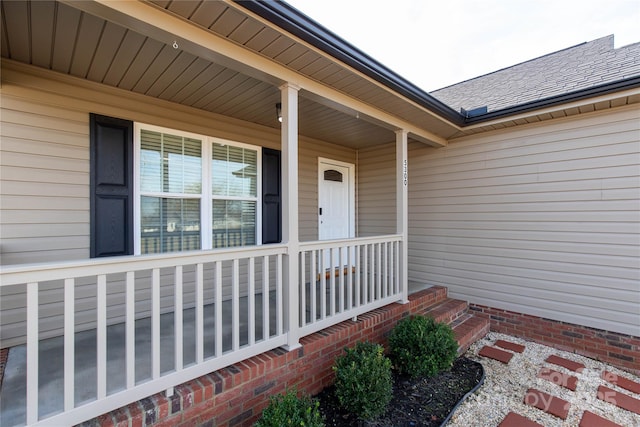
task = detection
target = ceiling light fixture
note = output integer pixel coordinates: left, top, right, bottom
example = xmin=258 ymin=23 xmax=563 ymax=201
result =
xmin=276 ymin=103 xmax=282 ymax=123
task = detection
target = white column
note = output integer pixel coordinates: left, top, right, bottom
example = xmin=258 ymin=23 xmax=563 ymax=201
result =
xmin=396 ymin=130 xmax=409 ymax=303
xmin=281 ymin=83 xmax=302 ymax=350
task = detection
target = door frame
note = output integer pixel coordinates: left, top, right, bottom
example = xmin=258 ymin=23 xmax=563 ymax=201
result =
xmin=317 ymin=157 xmax=356 ymax=240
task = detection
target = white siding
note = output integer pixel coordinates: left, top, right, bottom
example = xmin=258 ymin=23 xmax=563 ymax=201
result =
xmin=408 ymin=105 xmax=640 ymax=336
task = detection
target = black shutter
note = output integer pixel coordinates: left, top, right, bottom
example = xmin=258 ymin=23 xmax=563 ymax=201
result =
xmin=262 ymin=148 xmax=281 ymax=244
xmin=90 ymin=114 xmax=134 ymax=257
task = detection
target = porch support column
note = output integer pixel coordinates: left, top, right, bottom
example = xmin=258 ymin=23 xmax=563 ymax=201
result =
xmin=281 ymin=83 xmax=302 ymax=350
xmin=396 ymin=130 xmax=409 ymax=303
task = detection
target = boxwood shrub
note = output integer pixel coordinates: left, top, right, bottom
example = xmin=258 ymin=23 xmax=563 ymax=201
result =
xmin=255 ymin=388 xmax=324 ymax=427
xmin=388 ymin=315 xmax=458 ymax=378
xmin=333 ymin=341 xmax=392 ymax=420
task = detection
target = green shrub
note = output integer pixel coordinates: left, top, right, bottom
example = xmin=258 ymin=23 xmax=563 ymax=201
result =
xmin=333 ymin=341 xmax=392 ymax=420
xmin=388 ymin=315 xmax=458 ymax=378
xmin=255 ymin=388 xmax=324 ymax=427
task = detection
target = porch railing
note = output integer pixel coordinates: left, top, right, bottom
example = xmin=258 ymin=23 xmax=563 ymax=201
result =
xmin=298 ymin=235 xmax=402 ymax=337
xmin=0 ymin=245 xmax=288 ymax=426
xmin=0 ymin=235 xmax=404 ymax=426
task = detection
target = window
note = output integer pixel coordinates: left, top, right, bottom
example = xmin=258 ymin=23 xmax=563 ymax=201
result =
xmin=135 ymin=124 xmax=261 ymax=254
xmin=212 ymin=143 xmax=258 ymax=248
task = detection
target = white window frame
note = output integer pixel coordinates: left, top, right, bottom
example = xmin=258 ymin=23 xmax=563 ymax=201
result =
xmin=133 ymin=123 xmax=262 ymax=255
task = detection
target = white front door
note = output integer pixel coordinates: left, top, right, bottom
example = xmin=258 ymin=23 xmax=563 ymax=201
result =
xmin=318 ymin=158 xmax=354 ymax=267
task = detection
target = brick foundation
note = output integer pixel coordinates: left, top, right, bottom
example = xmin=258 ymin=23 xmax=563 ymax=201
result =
xmin=78 ymin=287 xmax=448 ymax=427
xmin=469 ymin=304 xmax=639 ymax=375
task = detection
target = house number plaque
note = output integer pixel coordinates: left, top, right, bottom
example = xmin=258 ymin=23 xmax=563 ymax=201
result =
xmin=403 ymin=159 xmax=408 ymax=186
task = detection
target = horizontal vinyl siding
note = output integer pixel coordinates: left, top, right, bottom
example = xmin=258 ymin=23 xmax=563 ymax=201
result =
xmin=0 ymin=66 xmax=358 ymax=263
xmin=1 ymin=97 xmax=90 ymax=264
xmin=408 ymin=106 xmax=640 ymax=336
xmin=358 ymin=142 xmax=396 ymax=236
xmin=0 ymin=65 xmax=354 ymax=346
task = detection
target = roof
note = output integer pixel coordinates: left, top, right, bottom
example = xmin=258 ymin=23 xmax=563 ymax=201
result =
xmin=430 ymin=35 xmax=640 ymax=115
xmin=239 ymin=2 xmax=640 ymax=125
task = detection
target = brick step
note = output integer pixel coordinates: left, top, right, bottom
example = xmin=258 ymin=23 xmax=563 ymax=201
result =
xmin=452 ymin=314 xmax=490 ymax=355
xmin=406 ymin=285 xmax=449 ymax=312
xmin=423 ymin=298 xmax=469 ymax=324
xmin=420 ymin=296 xmax=490 ymax=356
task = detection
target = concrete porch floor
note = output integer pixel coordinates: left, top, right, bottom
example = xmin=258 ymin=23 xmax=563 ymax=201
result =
xmin=1 ymin=282 xmax=430 ymax=426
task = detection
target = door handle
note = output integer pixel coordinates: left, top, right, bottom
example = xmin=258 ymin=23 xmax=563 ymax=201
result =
xmin=319 ymin=207 xmax=323 ymax=215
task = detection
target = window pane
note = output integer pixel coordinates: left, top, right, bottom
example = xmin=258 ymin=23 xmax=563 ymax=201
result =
xmin=212 ymin=143 xmax=257 ymax=197
xmin=212 ymin=200 xmax=256 ymax=248
xmin=140 ymin=130 xmax=162 ymax=193
xmin=141 ymin=196 xmax=201 ymax=254
xmin=140 ymin=129 xmax=202 ymax=194
xmin=183 ymin=138 xmax=202 ymax=194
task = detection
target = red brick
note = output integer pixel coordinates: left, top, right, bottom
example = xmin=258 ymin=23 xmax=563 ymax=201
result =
xmin=96 ymin=413 xmax=114 ymax=427
xmin=191 ymin=382 xmax=204 ymax=405
xmin=217 ymin=385 xmax=245 ymax=407
xmin=597 ymin=385 xmax=640 ymax=415
xmin=538 ymin=367 xmax=578 ymax=391
xmin=498 ymin=412 xmax=544 ymax=427
xmin=127 ymin=403 xmax=143 ymax=426
xmin=479 ymin=345 xmax=514 ymax=364
xmin=524 ymin=388 xmax=570 ymax=420
xmin=545 ymin=354 xmax=585 ymax=373
xmin=602 ymin=370 xmax=640 ymax=394
xmin=154 ymin=414 xmax=185 ymax=427
xmin=156 ymin=395 xmax=170 ymax=420
xmin=130 ymin=410 xmax=144 ymax=427
xmin=199 ymin=377 xmax=214 ymax=401
xmin=112 ymin=408 xmax=129 ymax=427
xmin=177 ymin=418 xmax=199 ymax=427
xmin=579 ymin=411 xmax=623 ymax=427
xmin=182 ymin=399 xmax=215 ymax=423
xmin=495 ymin=339 xmax=525 ymax=353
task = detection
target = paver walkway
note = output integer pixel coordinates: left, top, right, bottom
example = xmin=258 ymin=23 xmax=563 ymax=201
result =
xmin=477 ymin=339 xmax=640 ymax=427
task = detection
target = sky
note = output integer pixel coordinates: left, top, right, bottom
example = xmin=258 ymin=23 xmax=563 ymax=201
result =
xmin=286 ymin=0 xmax=640 ymax=92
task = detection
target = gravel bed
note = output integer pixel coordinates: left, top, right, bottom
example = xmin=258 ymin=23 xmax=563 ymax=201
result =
xmin=446 ymin=332 xmax=640 ymax=427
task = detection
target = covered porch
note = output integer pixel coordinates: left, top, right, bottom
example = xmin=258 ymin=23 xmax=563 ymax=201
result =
xmin=1 ymin=235 xmax=429 ymax=426
xmin=0 ymin=1 xmax=464 ymax=426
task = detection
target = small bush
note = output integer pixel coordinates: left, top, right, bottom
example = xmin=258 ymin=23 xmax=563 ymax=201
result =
xmin=333 ymin=341 xmax=392 ymax=420
xmin=388 ymin=315 xmax=458 ymax=378
xmin=255 ymin=388 xmax=324 ymax=427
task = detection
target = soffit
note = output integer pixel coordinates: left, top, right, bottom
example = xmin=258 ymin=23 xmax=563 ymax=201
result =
xmin=146 ymin=0 xmax=459 ymax=138
xmin=5 ymin=1 xmax=626 ymax=147
xmin=0 ymin=0 xmax=400 ymax=148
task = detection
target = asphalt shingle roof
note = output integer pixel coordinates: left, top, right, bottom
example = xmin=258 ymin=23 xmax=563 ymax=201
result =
xmin=430 ymin=35 xmax=640 ymax=115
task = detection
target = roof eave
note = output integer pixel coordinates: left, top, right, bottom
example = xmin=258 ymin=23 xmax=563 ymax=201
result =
xmin=235 ymin=1 xmax=639 ymax=131
xmin=234 ymin=0 xmax=466 ymax=127
xmin=463 ymin=75 xmax=640 ymax=125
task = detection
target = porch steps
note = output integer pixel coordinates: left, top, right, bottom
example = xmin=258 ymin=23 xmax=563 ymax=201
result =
xmin=414 ymin=288 xmax=490 ymax=355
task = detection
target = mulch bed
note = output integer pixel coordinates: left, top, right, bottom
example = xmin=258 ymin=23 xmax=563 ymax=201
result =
xmin=315 ymin=357 xmax=484 ymax=427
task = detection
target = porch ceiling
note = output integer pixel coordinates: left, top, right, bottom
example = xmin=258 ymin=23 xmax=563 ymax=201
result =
xmin=0 ymin=0 xmax=456 ymax=149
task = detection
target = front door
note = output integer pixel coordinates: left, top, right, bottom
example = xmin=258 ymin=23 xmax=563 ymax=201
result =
xmin=318 ymin=158 xmax=354 ymax=267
